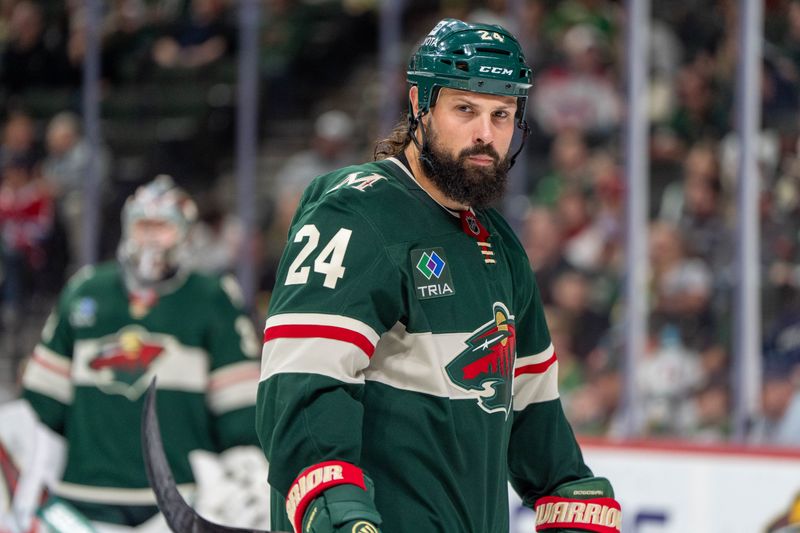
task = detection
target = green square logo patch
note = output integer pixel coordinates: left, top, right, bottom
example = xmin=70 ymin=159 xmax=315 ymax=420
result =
xmin=411 ymin=248 xmax=455 ymax=299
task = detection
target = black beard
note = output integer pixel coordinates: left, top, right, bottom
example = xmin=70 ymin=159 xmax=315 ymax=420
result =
xmin=419 ymin=121 xmax=511 ymax=209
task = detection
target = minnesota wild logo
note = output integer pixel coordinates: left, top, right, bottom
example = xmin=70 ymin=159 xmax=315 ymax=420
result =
xmin=446 ymin=302 xmax=516 ymax=416
xmin=89 ymin=326 xmax=165 ymax=400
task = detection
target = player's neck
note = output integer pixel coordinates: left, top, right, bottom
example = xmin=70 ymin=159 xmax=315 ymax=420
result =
xmin=403 ymin=144 xmax=468 ymax=211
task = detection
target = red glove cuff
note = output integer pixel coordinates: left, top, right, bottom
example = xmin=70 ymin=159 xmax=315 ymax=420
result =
xmin=285 ymin=461 xmax=366 ymax=533
xmin=535 ymin=496 xmax=621 ymax=533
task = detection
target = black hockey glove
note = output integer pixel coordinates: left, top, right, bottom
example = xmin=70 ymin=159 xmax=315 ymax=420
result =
xmin=530 ymin=476 xmax=621 ymax=533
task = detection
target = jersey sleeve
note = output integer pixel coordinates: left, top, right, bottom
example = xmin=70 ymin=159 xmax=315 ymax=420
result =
xmin=507 ymin=262 xmax=593 ymax=504
xmin=204 ymin=274 xmax=262 ymax=450
xmin=256 ymin=195 xmax=403 ymax=496
xmin=20 ymin=269 xmax=86 ymax=433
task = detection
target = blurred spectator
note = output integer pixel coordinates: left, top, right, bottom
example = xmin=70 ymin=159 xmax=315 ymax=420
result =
xmin=564 ymin=350 xmax=622 ymax=437
xmin=657 ymin=64 xmax=729 ymax=151
xmin=102 ymin=0 xmax=159 ymax=85
xmin=676 ymin=168 xmax=731 ymax=275
xmin=467 ymin=0 xmax=512 ymax=28
xmin=551 ymin=269 xmax=610 ymax=361
xmin=0 ymin=154 xmax=54 ymax=362
xmin=151 ymin=0 xmax=233 ymax=70
xmin=181 ymin=193 xmax=244 ymax=275
xmin=544 ymin=305 xmax=583 ymax=396
xmin=0 ymin=110 xmax=39 ymax=168
xmin=649 ymin=220 xmax=714 ymax=349
xmin=0 ymin=1 xmax=65 ymax=95
xmin=556 ymin=187 xmax=609 ymax=272
xmin=41 ymin=111 xmax=111 ymax=272
xmin=529 ymin=127 xmax=591 ymax=206
xmin=779 ymin=0 xmax=800 ymax=74
xmin=273 ymin=109 xmax=358 ymax=218
xmin=648 ymin=19 xmax=683 ymax=123
xmin=638 ymin=323 xmax=703 ymax=436
xmin=542 ymin=0 xmax=618 ymax=46
xmin=530 ymin=23 xmax=622 ymax=138
xmin=521 ymin=206 xmax=571 ymax=305
xmin=678 ymin=375 xmax=731 ymax=442
xmin=750 ymin=359 xmax=800 ymax=447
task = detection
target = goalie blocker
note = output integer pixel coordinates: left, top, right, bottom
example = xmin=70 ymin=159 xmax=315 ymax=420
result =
xmin=532 ymin=477 xmax=621 ymax=533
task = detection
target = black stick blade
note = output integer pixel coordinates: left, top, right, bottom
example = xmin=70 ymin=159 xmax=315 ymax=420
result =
xmin=141 ymin=378 xmax=282 ymax=533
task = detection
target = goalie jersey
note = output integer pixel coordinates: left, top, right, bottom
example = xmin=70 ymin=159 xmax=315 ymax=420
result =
xmin=21 ymin=264 xmax=261 ymax=525
xmin=258 ymin=156 xmax=593 ymax=532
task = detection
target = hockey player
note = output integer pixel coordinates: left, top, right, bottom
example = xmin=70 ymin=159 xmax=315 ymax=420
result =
xmin=258 ymin=18 xmax=621 ymax=533
xmin=20 ymin=175 xmax=262 ymax=530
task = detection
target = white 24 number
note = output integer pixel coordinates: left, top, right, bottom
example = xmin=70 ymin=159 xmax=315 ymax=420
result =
xmin=285 ymin=225 xmax=352 ymax=289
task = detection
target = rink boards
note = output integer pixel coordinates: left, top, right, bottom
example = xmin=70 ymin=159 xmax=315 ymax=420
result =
xmin=509 ymin=437 xmax=800 ymax=533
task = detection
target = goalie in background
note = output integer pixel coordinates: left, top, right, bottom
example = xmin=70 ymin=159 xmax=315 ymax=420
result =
xmin=16 ymin=175 xmax=267 ymax=532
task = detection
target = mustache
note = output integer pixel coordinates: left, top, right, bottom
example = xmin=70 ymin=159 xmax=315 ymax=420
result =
xmin=459 ymin=143 xmax=500 ymax=162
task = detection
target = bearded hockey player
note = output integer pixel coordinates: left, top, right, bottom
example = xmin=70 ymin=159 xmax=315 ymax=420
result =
xmin=257 ymin=18 xmax=620 ymax=533
xmin=20 ymin=175 xmax=262 ymax=530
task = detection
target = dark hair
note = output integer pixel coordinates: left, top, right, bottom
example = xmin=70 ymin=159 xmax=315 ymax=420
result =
xmin=373 ymin=119 xmax=412 ymax=161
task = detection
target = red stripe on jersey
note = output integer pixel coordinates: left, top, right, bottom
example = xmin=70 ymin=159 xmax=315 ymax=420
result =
xmin=32 ymin=352 xmax=71 ymax=378
xmin=263 ymin=324 xmax=376 ymax=358
xmin=514 ymin=352 xmax=557 ymax=377
xmin=209 ymin=364 xmax=261 ymax=390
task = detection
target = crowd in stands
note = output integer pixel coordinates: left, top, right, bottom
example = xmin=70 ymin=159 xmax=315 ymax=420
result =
xmin=1 ymin=0 xmax=800 ymax=446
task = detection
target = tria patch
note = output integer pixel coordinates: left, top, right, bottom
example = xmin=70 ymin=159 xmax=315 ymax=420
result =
xmin=446 ymin=302 xmax=516 ymax=416
xmin=411 ymin=248 xmax=455 ymax=300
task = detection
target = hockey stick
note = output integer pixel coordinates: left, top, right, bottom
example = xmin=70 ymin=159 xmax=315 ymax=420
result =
xmin=141 ymin=379 xmax=286 ymax=533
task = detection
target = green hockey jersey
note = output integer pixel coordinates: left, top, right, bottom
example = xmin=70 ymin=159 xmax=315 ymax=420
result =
xmin=22 ymin=263 xmax=261 ymax=525
xmin=258 ymin=156 xmax=593 ymax=532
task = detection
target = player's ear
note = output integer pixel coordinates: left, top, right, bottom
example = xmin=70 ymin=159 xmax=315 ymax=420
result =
xmin=409 ymin=86 xmax=420 ymax=117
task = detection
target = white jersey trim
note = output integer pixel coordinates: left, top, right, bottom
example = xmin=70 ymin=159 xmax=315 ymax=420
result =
xmin=261 ymin=337 xmax=369 ymax=384
xmin=513 ymin=343 xmax=560 ymax=410
xmin=54 ymin=481 xmax=194 ymax=505
xmin=364 ymin=322 xmax=476 ymax=400
xmin=208 ymin=361 xmax=260 ymax=414
xmin=22 ymin=345 xmax=73 ymax=405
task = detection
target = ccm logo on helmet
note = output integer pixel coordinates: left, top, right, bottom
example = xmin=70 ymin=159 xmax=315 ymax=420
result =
xmin=479 ymin=66 xmax=513 ymax=76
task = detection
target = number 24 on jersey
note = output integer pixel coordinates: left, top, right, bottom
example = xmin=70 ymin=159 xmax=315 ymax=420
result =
xmin=285 ymin=224 xmax=352 ymax=289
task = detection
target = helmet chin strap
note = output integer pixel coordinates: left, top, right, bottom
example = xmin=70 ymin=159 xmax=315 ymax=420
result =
xmin=407 ymin=108 xmax=434 ymax=172
xmin=407 ymin=101 xmax=530 ymax=171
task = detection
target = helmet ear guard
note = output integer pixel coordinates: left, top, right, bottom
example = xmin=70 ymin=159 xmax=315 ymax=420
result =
xmin=406 ymin=18 xmax=533 ymax=168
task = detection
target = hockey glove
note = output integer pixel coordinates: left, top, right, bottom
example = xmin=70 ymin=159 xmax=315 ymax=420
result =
xmin=286 ymin=461 xmax=382 ymax=533
xmin=533 ymin=476 xmax=621 ymax=533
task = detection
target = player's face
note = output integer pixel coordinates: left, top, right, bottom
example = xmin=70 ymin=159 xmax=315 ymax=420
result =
xmin=130 ymin=219 xmax=180 ymax=250
xmin=429 ymin=88 xmax=517 ymax=161
xmin=421 ymin=88 xmax=517 ymax=208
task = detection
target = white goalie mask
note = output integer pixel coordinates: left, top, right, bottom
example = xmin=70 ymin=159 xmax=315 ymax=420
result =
xmin=117 ymin=175 xmax=198 ymax=289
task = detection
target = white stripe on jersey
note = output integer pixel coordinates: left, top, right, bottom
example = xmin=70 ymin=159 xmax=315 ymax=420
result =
xmin=513 ymin=343 xmax=560 ymax=410
xmin=260 ymin=337 xmax=369 ymax=384
xmin=207 ymin=361 xmax=260 ymax=414
xmin=365 ymin=321 xmax=477 ymax=400
xmin=55 ymin=481 xmax=194 ymax=505
xmin=260 ymin=318 xmax=561 ymax=405
xmin=22 ymin=344 xmax=73 ymax=405
xmin=515 ymin=343 xmax=556 ymax=368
